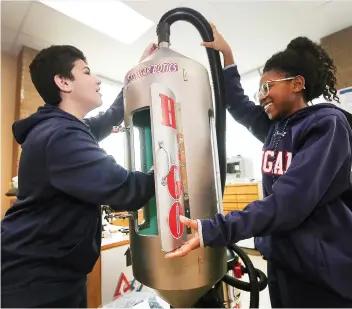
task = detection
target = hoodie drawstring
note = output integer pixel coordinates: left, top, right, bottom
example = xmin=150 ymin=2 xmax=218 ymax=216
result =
xmin=271 ymin=118 xmax=290 ymax=184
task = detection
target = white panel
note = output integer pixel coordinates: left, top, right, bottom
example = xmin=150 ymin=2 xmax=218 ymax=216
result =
xmin=0 ymin=1 xmax=31 ymax=30
xmin=22 ymin=2 xmax=110 ymax=46
xmin=124 ymin=0 xmax=185 ymax=21
xmin=38 ymin=0 xmax=154 ymax=45
xmin=149 ymin=83 xmax=187 ymax=252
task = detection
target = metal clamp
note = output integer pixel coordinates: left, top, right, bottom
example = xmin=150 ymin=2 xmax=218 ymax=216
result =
xmin=157 ymin=141 xmax=172 ymax=186
xmin=112 ymin=125 xmax=130 ymax=133
xmin=119 ymin=227 xmax=130 ymax=234
xmin=114 ymin=213 xmax=134 ymax=220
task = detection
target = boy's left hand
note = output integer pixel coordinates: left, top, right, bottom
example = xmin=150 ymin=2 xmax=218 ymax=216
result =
xmin=164 ymin=216 xmax=200 ymax=258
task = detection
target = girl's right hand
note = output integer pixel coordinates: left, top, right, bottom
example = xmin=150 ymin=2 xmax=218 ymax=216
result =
xmin=201 ymin=23 xmax=232 ymax=55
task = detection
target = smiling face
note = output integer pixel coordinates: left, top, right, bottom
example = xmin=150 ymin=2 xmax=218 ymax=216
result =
xmin=54 ymin=59 xmax=102 ymax=113
xmin=256 ymin=70 xmax=306 ymax=120
xmin=69 ymin=60 xmax=103 ymax=111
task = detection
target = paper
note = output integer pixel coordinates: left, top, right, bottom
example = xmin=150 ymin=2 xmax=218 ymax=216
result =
xmin=339 ymin=86 xmax=352 ymax=113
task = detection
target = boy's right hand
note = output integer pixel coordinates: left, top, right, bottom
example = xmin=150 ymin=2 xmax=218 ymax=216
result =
xmin=201 ymin=23 xmax=232 ymax=56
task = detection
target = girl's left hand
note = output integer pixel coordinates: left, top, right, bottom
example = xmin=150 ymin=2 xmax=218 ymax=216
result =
xmin=164 ymin=216 xmax=200 ymax=258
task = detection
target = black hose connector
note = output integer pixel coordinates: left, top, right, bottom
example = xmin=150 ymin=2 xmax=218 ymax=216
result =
xmin=228 ymin=244 xmax=260 ymax=308
xmin=244 ymin=268 xmax=268 ymax=291
xmin=156 ymin=22 xmax=170 ymax=44
xmin=157 ymin=7 xmax=227 ymax=193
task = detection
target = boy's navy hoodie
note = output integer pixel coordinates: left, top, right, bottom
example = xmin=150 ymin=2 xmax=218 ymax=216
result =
xmin=198 ymin=65 xmax=352 ymax=301
xmin=1 ymin=91 xmax=155 ymax=307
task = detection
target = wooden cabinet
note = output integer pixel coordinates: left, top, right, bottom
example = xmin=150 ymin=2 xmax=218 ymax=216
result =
xmin=223 ymin=183 xmax=261 ymax=214
xmin=2 ymin=196 xmax=16 ymax=218
xmin=87 ymin=256 xmax=102 ymax=308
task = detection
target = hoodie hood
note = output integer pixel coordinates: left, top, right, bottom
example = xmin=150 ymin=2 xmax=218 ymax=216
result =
xmin=13 ymin=105 xmax=84 ymax=145
xmin=283 ymin=103 xmax=352 ymax=129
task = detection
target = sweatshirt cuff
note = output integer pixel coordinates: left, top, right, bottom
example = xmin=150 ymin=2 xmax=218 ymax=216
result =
xmin=196 ymin=219 xmax=204 ymax=248
xmin=224 ymin=63 xmax=237 ymax=70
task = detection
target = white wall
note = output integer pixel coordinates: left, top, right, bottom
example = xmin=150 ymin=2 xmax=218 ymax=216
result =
xmin=226 ymin=69 xmax=263 ymax=180
xmin=86 ymin=77 xmax=126 ymax=167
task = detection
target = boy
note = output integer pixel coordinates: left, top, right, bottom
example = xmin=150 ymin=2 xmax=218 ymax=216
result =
xmin=1 ymin=43 xmax=157 ymax=308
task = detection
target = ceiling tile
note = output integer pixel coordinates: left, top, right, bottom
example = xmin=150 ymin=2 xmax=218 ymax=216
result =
xmin=16 ymin=32 xmax=52 ymax=56
xmin=1 ymin=1 xmax=32 ymax=31
xmin=3 ymin=0 xmax=351 ymax=83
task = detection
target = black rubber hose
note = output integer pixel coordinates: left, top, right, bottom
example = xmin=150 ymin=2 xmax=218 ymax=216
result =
xmin=243 ymin=267 xmax=268 ymax=291
xmin=228 ymin=244 xmax=260 ymax=308
xmin=222 ymin=268 xmax=268 ymax=292
xmin=226 ymin=257 xmax=268 ymax=291
xmin=157 ymin=7 xmax=227 ymax=193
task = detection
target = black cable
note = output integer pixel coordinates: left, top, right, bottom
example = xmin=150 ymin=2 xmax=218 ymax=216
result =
xmin=157 ymin=7 xmax=227 ymax=193
xmin=227 ymin=244 xmax=260 ymax=308
xmin=222 ymin=268 xmax=268 ymax=292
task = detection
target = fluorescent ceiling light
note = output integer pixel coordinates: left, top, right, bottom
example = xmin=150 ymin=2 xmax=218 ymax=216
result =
xmin=38 ymin=0 xmax=154 ymax=44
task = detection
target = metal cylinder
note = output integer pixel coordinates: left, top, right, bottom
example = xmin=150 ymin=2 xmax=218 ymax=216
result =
xmin=123 ymin=46 xmax=227 ymax=308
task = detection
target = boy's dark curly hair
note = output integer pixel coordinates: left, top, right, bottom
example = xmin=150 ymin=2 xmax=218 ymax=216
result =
xmin=30 ymin=45 xmax=86 ymax=105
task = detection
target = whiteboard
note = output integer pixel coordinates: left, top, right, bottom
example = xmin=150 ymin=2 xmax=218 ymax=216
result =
xmin=339 ymin=86 xmax=352 ymax=113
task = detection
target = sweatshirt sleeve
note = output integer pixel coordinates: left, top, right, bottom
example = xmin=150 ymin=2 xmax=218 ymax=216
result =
xmin=83 ymin=88 xmax=124 ymax=142
xmin=200 ymin=115 xmax=351 ymax=247
xmin=46 ymin=126 xmax=155 ymax=211
xmin=224 ymin=66 xmax=272 ymax=143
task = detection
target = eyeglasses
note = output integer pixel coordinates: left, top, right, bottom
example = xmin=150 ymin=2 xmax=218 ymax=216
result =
xmin=254 ymin=77 xmax=295 ymax=103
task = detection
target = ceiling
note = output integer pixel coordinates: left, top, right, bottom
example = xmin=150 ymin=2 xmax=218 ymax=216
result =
xmin=2 ymin=0 xmax=352 ymax=84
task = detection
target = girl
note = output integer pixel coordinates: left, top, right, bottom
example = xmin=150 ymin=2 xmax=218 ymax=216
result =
xmin=165 ymin=24 xmax=352 ymax=308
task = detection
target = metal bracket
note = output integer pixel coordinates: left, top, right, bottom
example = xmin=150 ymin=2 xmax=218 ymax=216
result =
xmin=114 ymin=213 xmax=134 ymax=220
xmin=157 ymin=141 xmax=172 ymax=186
xmin=183 ymin=69 xmax=188 ymax=81
xmin=112 ymin=125 xmax=130 ymax=133
xmin=119 ymin=227 xmax=130 ymax=234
